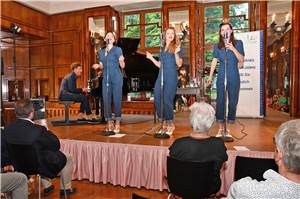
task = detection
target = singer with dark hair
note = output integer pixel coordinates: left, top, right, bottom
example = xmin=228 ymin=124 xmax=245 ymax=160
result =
xmin=94 ymin=31 xmax=125 ymax=133
xmin=207 ymin=22 xmax=244 ymax=137
xmin=146 ymin=27 xmax=183 ymax=135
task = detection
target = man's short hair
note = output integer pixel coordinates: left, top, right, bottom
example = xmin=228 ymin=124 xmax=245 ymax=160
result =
xmin=71 ymin=62 xmax=82 ymax=71
xmin=189 ymin=102 xmax=215 ymax=133
xmin=15 ymin=99 xmax=34 ymax=118
xmin=274 ymin=119 xmax=300 ymax=174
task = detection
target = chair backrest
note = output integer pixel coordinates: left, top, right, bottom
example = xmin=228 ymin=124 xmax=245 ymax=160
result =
xmin=167 ymin=156 xmax=221 ymax=199
xmin=7 ymin=143 xmax=41 ymax=176
xmin=234 ymin=156 xmax=278 ymax=181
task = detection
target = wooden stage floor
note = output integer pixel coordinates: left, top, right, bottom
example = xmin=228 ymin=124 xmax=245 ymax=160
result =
xmin=45 ymin=108 xmax=291 ymax=152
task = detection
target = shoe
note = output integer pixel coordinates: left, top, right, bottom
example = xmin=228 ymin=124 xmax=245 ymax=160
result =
xmin=60 ymin=187 xmax=77 ymax=196
xmin=77 ymin=117 xmax=87 ymax=122
xmin=87 ymin=118 xmax=100 ymax=124
xmin=114 ymin=122 xmax=120 ymax=133
xmin=224 ymin=129 xmax=233 ymax=137
xmin=105 ymin=120 xmax=114 ymax=132
xmin=43 ymin=185 xmax=54 ymax=195
xmin=216 ymin=128 xmax=224 ymax=137
xmin=166 ymin=123 xmax=175 ymax=136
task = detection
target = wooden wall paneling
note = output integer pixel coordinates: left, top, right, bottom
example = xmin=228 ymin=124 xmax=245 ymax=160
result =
xmin=30 ymin=68 xmax=52 ymax=100
xmin=54 ymin=67 xmax=71 ymax=99
xmin=50 ymin=11 xmax=85 ymax=94
xmin=1 ymin=1 xmax=49 ymax=39
xmin=53 ymin=43 xmax=73 ymax=66
xmin=291 ymin=1 xmax=300 ymax=116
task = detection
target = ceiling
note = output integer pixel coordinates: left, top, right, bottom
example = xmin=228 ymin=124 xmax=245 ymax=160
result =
xmin=17 ymin=0 xmax=163 ymax=14
xmin=16 ymin=0 xmax=224 ymax=14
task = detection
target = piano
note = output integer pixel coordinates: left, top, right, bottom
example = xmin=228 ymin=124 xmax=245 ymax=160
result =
xmin=117 ymin=38 xmax=159 ymax=95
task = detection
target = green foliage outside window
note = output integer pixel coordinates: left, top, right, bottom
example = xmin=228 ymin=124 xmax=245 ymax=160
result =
xmin=124 ymin=12 xmax=161 ymax=47
xmin=124 ymin=14 xmax=140 ymax=38
xmin=229 ymin=3 xmax=249 ymax=32
xmin=145 ymin=12 xmax=161 ymax=47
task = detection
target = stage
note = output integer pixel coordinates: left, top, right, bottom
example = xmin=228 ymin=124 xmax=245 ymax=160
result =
xmin=41 ymin=108 xmax=290 ymax=196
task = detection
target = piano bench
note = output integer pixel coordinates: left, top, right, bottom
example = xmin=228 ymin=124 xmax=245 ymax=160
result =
xmin=59 ymin=101 xmax=75 ymax=123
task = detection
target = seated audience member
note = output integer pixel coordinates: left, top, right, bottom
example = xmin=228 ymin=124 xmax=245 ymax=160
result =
xmin=1 ymin=172 xmax=28 ymax=199
xmin=226 ymin=119 xmax=300 ymax=198
xmin=3 ymin=99 xmax=77 ymax=196
xmin=1 ymin=133 xmax=28 ymax=199
xmin=169 ymin=101 xmax=228 ymax=172
xmin=59 ymin=62 xmax=93 ymax=121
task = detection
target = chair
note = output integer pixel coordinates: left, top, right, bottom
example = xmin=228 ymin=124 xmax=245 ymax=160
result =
xmin=234 ymin=156 xmax=278 ymax=181
xmin=7 ymin=143 xmax=67 ymax=199
xmin=166 ymin=156 xmax=221 ymax=199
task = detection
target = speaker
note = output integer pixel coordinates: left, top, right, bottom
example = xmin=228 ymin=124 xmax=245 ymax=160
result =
xmin=30 ymin=98 xmax=46 ymax=120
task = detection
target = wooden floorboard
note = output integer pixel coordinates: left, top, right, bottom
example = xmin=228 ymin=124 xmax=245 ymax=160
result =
xmin=34 ymin=108 xmax=292 ymax=199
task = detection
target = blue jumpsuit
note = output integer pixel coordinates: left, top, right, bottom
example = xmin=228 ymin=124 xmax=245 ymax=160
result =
xmin=213 ymin=40 xmax=244 ymax=123
xmin=154 ymin=48 xmax=183 ymax=120
xmin=98 ymin=46 xmax=123 ymax=121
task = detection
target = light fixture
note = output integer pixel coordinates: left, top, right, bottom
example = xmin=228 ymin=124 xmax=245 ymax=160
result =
xmin=9 ymin=23 xmax=21 ymax=34
xmin=270 ymin=13 xmax=291 ymax=36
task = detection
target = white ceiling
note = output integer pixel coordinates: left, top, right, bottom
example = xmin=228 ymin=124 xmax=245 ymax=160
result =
xmin=17 ymin=0 xmax=225 ymax=14
xmin=17 ymin=0 xmax=163 ymax=14
xmin=17 ymin=0 xmax=293 ymax=15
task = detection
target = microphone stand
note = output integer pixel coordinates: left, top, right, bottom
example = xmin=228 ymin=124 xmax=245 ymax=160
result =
xmin=101 ymin=43 xmax=115 ymax=136
xmin=222 ymin=45 xmax=234 ymax=142
xmin=154 ymin=42 xmax=170 ymax=139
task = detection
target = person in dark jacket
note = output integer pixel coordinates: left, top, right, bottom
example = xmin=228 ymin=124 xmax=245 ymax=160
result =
xmin=59 ymin=62 xmax=93 ymax=121
xmin=169 ymin=102 xmax=228 ymax=190
xmin=3 ymin=99 xmax=76 ymax=196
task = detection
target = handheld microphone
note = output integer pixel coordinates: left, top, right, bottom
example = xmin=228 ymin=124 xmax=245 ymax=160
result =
xmin=224 ymin=32 xmax=228 ymax=51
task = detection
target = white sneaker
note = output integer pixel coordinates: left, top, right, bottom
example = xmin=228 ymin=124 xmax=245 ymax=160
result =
xmin=224 ymin=129 xmax=233 ymax=137
xmin=216 ymin=129 xmax=224 ymax=137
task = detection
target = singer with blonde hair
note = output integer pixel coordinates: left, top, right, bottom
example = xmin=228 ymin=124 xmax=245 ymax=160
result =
xmin=207 ymin=22 xmax=244 ymax=137
xmin=94 ymin=31 xmax=125 ymax=133
xmin=146 ymin=27 xmax=183 ymax=135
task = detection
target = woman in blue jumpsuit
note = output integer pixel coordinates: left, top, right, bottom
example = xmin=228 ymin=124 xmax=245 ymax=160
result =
xmin=207 ymin=22 xmax=244 ymax=137
xmin=146 ymin=27 xmax=183 ymax=135
xmin=97 ymin=32 xmax=125 ymax=133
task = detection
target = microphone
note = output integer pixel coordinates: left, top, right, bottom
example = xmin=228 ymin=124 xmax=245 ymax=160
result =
xmin=160 ymin=32 xmax=164 ymax=48
xmin=224 ymin=32 xmax=228 ymax=51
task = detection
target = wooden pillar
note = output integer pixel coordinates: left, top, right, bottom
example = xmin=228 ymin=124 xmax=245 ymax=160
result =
xmin=290 ymin=1 xmax=300 ymax=116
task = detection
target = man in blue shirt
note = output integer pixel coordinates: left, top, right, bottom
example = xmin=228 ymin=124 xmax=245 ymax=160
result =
xmin=59 ymin=62 xmax=92 ymax=121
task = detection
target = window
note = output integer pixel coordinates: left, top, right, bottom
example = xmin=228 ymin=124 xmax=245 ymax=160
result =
xmin=124 ymin=14 xmax=140 ymax=38
xmin=203 ymin=2 xmax=249 ymax=99
xmin=123 ymin=10 xmax=162 ymax=49
xmin=145 ymin=12 xmax=161 ymax=47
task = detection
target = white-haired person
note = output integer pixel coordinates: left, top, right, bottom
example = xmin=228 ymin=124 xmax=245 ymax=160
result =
xmin=169 ymin=101 xmax=228 ymax=172
xmin=226 ymin=119 xmax=300 ymax=198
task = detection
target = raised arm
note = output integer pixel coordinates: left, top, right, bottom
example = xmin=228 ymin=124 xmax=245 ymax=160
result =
xmin=146 ymin=51 xmax=160 ymax=68
xmin=175 ymin=46 xmax=183 ymax=68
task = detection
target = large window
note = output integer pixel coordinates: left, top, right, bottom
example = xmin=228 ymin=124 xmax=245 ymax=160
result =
xmin=203 ymin=2 xmax=249 ymax=99
xmin=123 ymin=11 xmax=162 ymax=49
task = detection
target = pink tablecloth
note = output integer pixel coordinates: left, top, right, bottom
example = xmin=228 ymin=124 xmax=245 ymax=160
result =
xmin=60 ymin=139 xmax=274 ymax=194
